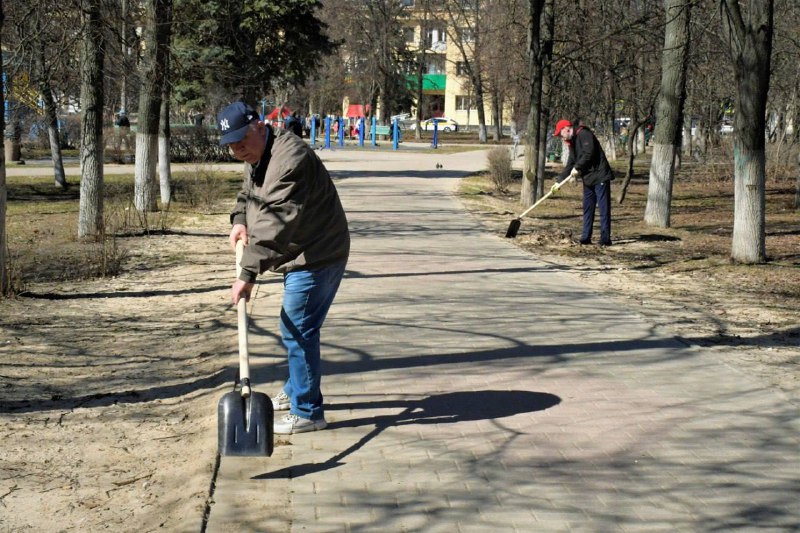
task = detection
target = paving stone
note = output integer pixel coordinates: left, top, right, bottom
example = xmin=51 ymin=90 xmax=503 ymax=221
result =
xmin=205 ymin=148 xmax=800 ymax=532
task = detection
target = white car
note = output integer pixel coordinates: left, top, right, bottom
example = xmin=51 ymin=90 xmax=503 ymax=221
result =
xmin=419 ymin=117 xmax=459 ymax=132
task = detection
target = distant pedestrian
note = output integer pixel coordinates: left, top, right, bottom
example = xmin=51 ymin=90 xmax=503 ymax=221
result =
xmin=217 ymin=101 xmax=350 ymax=434
xmin=552 ymin=119 xmax=614 ymax=246
xmin=284 ymin=111 xmax=303 ymax=137
xmin=115 ymin=111 xmax=132 ymax=152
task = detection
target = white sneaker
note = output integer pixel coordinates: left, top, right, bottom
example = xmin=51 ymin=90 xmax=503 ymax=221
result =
xmin=271 ymin=390 xmax=290 ymax=411
xmin=274 ymin=413 xmax=327 ymax=435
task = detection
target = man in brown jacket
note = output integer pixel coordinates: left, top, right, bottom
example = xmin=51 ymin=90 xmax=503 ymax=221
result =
xmin=218 ymin=101 xmax=350 ymax=434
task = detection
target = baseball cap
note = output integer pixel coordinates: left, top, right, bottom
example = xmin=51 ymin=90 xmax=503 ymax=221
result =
xmin=554 ymin=119 xmax=572 ymax=136
xmin=217 ymin=101 xmax=258 ymax=145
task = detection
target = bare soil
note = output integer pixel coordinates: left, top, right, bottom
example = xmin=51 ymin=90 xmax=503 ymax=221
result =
xmin=0 ymin=158 xmax=797 ymax=531
xmin=1 ymin=174 xmax=243 ymax=531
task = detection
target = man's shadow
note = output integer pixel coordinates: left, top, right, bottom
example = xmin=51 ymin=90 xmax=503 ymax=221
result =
xmin=254 ymin=390 xmax=560 ymax=480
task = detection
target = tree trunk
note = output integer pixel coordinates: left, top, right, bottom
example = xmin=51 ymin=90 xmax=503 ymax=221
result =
xmin=472 ymin=18 xmax=488 ymax=144
xmin=120 ymin=0 xmax=129 ymax=114
xmin=682 ymin=112 xmax=692 ymax=157
xmin=535 ymin=0 xmax=554 ymax=201
xmin=603 ymin=110 xmax=617 ymax=161
xmin=618 ymin=122 xmax=644 ymax=204
xmin=159 ymin=79 xmax=172 ymax=205
xmin=78 ymin=0 xmax=105 ymax=240
xmin=644 ymin=0 xmax=690 ymax=228
xmin=158 ymin=3 xmax=173 ymax=206
xmin=491 ymin=90 xmax=501 ymax=141
xmin=0 ymin=0 xmax=8 ymax=296
xmin=32 ymin=16 xmax=68 ymax=189
xmin=623 ymin=128 xmax=638 ymax=193
xmin=722 ymin=0 xmax=773 ymax=263
xmin=536 ymin=119 xmax=547 ymax=199
xmin=473 ymin=72 xmax=488 ymax=143
xmin=521 ymin=0 xmax=545 ymax=205
xmin=134 ymin=0 xmax=171 ymax=213
xmin=42 ymin=85 xmax=68 ymax=189
xmin=414 ymin=3 xmax=429 ymax=141
xmin=636 ymin=129 xmax=645 ymax=154
xmin=4 ymin=107 xmax=21 ymax=162
xmin=795 ymin=150 xmax=800 ymax=209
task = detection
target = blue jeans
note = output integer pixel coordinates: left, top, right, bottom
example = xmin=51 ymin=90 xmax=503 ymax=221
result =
xmin=582 ymin=180 xmax=612 ymax=245
xmin=280 ymin=260 xmax=346 ymax=421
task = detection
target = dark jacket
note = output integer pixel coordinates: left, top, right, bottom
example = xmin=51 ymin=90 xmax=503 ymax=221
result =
xmin=284 ymin=115 xmax=303 ymax=137
xmin=556 ymin=125 xmax=614 ymax=186
xmin=230 ymin=127 xmax=350 ymax=282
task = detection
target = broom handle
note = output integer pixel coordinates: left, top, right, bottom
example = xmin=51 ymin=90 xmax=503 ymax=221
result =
xmin=235 ymin=240 xmax=251 ymax=398
xmin=517 ymin=174 xmax=574 ymax=219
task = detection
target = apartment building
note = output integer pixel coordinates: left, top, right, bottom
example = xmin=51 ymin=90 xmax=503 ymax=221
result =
xmin=402 ymin=0 xmax=506 ymax=130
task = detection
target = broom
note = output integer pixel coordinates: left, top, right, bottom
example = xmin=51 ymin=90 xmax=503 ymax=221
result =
xmin=505 ymin=175 xmax=574 ymax=238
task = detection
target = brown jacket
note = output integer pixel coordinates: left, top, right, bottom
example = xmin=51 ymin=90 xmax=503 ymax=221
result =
xmin=230 ymin=127 xmax=350 ymax=282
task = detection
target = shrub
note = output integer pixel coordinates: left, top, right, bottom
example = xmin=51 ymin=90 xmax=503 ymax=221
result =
xmin=170 ymin=126 xmax=234 ymax=163
xmin=487 ymin=147 xmax=513 ymax=192
xmin=172 ymin=165 xmax=229 ymax=213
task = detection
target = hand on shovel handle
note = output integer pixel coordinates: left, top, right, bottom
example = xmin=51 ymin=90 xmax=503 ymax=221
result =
xmin=235 ymin=241 xmax=251 ymax=398
xmin=217 ymin=239 xmax=274 ymax=457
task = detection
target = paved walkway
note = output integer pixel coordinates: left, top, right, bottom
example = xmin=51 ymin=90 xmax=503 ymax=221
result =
xmin=205 ymin=147 xmax=799 ymax=532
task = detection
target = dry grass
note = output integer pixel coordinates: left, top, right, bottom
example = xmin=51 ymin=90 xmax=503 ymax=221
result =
xmin=460 ymin=152 xmax=799 ymax=396
xmin=3 ymin=170 xmax=242 ymax=291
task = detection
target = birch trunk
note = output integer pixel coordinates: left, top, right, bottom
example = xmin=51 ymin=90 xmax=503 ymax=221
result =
xmin=535 ymin=0 xmax=554 ymax=201
xmin=521 ymin=0 xmax=545 ymax=205
xmin=722 ymin=0 xmax=773 ymax=263
xmin=134 ymin=0 xmax=171 ymax=213
xmin=645 ymin=0 xmax=691 ymax=228
xmin=491 ymin=90 xmax=501 ymax=142
xmin=159 ymin=89 xmax=172 ymax=205
xmin=32 ymin=18 xmax=68 ymax=189
xmin=0 ymin=1 xmax=7 ymax=295
xmin=474 ymin=73 xmax=488 ymax=144
xmin=4 ymin=110 xmax=21 ymax=162
xmin=42 ymin=85 xmax=67 ymax=189
xmin=77 ymin=0 xmax=105 ymax=239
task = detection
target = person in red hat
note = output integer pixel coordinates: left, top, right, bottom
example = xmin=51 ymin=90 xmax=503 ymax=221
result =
xmin=552 ymin=119 xmax=614 ymax=246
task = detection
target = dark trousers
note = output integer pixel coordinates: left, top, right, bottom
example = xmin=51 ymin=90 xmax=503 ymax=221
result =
xmin=581 ymin=180 xmax=612 ymax=245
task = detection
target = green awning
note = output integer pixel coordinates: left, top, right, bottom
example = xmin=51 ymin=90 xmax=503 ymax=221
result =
xmin=406 ymin=74 xmax=446 ymax=92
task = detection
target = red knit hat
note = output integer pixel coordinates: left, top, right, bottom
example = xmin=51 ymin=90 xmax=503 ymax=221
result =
xmin=554 ymin=119 xmax=571 ymax=136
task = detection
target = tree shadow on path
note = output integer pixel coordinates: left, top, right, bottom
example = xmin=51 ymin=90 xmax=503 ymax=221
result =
xmin=253 ymin=389 xmax=560 ymax=480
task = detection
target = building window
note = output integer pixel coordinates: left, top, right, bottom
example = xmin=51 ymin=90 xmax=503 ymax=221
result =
xmin=400 ymin=0 xmax=415 ymax=6
xmin=404 ymin=28 xmax=416 ymax=43
xmin=426 ymin=55 xmax=446 ymax=74
xmin=456 ymin=95 xmax=475 ymax=111
xmin=458 ymin=27 xmax=474 ymax=42
xmin=424 ymin=27 xmax=447 ymax=48
xmin=456 ymin=61 xmax=469 ymax=76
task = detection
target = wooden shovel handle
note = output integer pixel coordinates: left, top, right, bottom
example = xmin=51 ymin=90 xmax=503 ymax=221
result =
xmin=235 ymin=240 xmax=251 ymax=398
xmin=517 ymin=174 xmax=574 ymax=219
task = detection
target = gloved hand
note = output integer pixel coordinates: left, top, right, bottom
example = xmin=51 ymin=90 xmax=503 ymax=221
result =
xmin=569 ymin=168 xmax=580 ymax=180
xmin=550 ymin=181 xmax=561 ymax=195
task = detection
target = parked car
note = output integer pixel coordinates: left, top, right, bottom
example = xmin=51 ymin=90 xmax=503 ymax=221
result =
xmin=419 ymin=117 xmax=459 ymax=132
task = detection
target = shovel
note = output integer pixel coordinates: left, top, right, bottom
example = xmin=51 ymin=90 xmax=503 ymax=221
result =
xmin=505 ymin=175 xmax=574 ymax=238
xmin=217 ymin=240 xmax=274 ymax=457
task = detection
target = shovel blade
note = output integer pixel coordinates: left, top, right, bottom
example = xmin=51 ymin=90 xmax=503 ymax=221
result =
xmin=505 ymin=218 xmax=521 ymax=238
xmin=218 ymin=391 xmax=274 ymax=457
